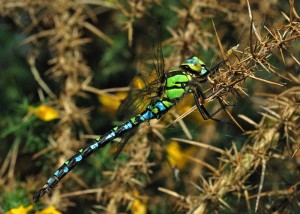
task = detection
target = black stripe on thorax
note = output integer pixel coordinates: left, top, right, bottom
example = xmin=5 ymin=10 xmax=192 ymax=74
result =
xmin=164 ymin=70 xmax=186 ymax=78
xmin=165 ymin=85 xmax=187 ymax=90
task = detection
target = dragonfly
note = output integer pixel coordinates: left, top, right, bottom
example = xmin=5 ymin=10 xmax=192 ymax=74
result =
xmin=33 ymin=36 xmax=228 ymax=203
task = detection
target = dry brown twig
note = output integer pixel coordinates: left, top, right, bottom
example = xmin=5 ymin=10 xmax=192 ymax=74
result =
xmin=159 ymin=1 xmax=300 ymax=213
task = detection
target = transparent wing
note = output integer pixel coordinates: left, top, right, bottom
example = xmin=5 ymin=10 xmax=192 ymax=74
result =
xmin=117 ymin=22 xmax=165 ymax=120
xmin=148 ymin=22 xmax=165 ymax=82
xmin=113 ymin=127 xmax=137 ymax=160
xmin=117 ymin=76 xmax=160 ymax=120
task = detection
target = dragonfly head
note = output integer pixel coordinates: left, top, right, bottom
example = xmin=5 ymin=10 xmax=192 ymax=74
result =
xmin=180 ymin=56 xmax=208 ymax=77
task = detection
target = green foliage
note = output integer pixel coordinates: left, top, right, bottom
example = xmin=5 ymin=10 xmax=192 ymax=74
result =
xmin=1 ymin=100 xmax=52 ymax=154
xmin=1 ymin=185 xmax=30 ymax=211
xmin=0 ymin=27 xmax=33 ymax=115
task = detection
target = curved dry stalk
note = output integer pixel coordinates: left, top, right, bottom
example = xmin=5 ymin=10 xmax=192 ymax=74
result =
xmin=186 ymin=86 xmax=300 ymax=212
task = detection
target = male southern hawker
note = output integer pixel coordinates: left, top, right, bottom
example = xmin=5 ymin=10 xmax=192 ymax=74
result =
xmin=33 ymin=48 xmax=227 ymax=202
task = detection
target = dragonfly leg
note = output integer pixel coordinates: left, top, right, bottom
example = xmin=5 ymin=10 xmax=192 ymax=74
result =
xmin=193 ymin=93 xmax=230 ymax=124
xmin=191 ymin=84 xmax=234 ymax=125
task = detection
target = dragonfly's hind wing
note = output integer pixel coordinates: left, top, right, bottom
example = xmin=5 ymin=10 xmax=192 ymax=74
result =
xmin=117 ymin=22 xmax=165 ymax=120
xmin=140 ymin=22 xmax=165 ymax=84
xmin=154 ymin=23 xmax=165 ymax=81
xmin=113 ymin=127 xmax=138 ymax=160
xmin=117 ymin=83 xmax=157 ymax=120
xmin=116 ymin=22 xmax=166 ymax=157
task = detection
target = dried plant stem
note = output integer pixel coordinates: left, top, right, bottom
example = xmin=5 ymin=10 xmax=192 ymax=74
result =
xmin=190 ymin=86 xmax=300 ymax=212
xmin=28 ymin=54 xmax=56 ymax=99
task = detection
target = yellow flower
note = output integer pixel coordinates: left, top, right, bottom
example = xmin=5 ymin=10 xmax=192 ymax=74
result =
xmin=29 ymin=105 xmax=59 ymax=121
xmin=131 ymin=200 xmax=147 ymax=214
xmin=166 ymin=141 xmax=196 ymax=170
xmin=35 ymin=206 xmax=62 ymax=214
xmin=131 ymin=190 xmax=147 ymax=214
xmin=5 ymin=205 xmax=33 ymax=214
xmin=98 ymin=92 xmax=127 ymax=114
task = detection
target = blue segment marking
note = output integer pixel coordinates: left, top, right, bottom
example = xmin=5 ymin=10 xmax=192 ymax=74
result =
xmin=75 ymin=155 xmax=82 ymax=162
xmin=47 ymin=177 xmax=54 ymax=183
xmin=54 ymin=170 xmax=59 ymax=176
xmin=106 ymin=131 xmax=116 ymax=140
xmin=90 ymin=142 xmax=98 ymax=150
xmin=63 ymin=167 xmax=69 ymax=173
xmin=140 ymin=110 xmax=154 ymax=121
xmin=155 ymin=101 xmax=166 ymax=111
xmin=124 ymin=122 xmax=133 ymax=129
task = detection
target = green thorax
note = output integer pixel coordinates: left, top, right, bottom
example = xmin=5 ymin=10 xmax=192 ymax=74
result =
xmin=162 ymin=67 xmax=192 ymax=102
